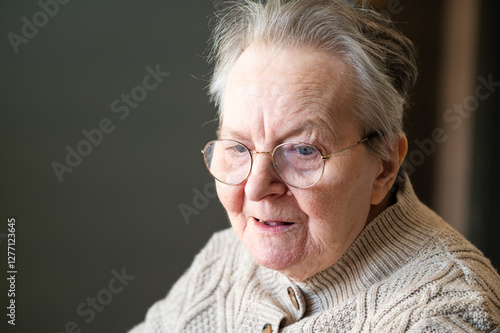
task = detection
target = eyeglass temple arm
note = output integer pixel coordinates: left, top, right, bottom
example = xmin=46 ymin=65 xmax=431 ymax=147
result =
xmin=321 ymin=133 xmax=379 ymax=160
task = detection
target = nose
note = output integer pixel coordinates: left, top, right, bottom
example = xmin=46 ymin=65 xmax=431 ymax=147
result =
xmin=244 ymin=152 xmax=288 ymax=201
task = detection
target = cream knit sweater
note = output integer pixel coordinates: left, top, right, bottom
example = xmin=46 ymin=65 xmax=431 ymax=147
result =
xmin=130 ymin=181 xmax=500 ymax=332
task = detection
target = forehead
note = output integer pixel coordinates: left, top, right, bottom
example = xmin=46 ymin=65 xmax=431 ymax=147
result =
xmin=220 ymin=44 xmax=357 ymax=141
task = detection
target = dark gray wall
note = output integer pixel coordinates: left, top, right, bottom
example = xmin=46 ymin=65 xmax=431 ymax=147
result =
xmin=1 ymin=1 xmax=228 ymax=332
xmin=1 ymin=1 xmax=497 ymax=332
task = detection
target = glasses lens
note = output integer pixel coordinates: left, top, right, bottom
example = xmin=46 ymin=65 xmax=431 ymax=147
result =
xmin=203 ymin=140 xmax=251 ymax=185
xmin=273 ymin=143 xmax=324 ymax=188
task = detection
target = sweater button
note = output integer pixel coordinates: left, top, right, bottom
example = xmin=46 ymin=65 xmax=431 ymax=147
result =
xmin=287 ymin=287 xmax=300 ymax=310
xmin=262 ymin=323 xmax=272 ymax=333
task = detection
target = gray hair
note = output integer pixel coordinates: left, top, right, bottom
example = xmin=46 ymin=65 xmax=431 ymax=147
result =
xmin=207 ymin=0 xmax=418 ymax=183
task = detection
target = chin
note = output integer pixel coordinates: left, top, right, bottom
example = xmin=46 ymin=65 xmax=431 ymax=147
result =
xmin=243 ymin=235 xmax=304 ymax=273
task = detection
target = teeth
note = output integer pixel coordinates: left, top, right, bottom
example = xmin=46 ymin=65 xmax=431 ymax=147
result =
xmin=254 ymin=217 xmax=294 ymax=226
xmin=266 ymin=221 xmax=278 ymax=226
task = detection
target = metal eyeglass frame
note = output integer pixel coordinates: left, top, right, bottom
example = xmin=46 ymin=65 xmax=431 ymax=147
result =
xmin=201 ymin=133 xmax=377 ymax=189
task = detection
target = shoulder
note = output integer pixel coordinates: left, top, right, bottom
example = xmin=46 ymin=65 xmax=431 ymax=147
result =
xmin=132 ymin=228 xmax=253 ymax=332
xmin=181 ymin=227 xmax=250 ymax=286
xmin=193 ymin=227 xmax=242 ymax=265
xmin=170 ymin=226 xmax=248 ymax=297
xmin=416 ymin=218 xmax=500 ymax=298
xmin=374 ymin=221 xmax=500 ymax=332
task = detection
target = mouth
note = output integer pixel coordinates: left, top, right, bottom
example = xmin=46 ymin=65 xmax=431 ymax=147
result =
xmin=248 ymin=216 xmax=298 ymax=235
xmin=255 ymin=218 xmax=295 ymax=226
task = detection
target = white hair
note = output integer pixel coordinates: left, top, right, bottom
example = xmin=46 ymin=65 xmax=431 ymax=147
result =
xmin=207 ymin=0 xmax=418 ymax=183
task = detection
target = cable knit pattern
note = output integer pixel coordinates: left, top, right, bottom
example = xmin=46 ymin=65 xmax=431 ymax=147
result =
xmin=129 ymin=181 xmax=500 ymax=332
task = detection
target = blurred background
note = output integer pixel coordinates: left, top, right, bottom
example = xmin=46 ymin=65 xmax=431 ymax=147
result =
xmin=1 ymin=0 xmax=498 ymax=331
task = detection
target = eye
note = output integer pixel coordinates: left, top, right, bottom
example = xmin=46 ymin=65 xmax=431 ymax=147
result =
xmin=226 ymin=143 xmax=247 ymax=155
xmin=295 ymin=145 xmax=316 ymax=156
xmin=233 ymin=144 xmax=247 ymax=153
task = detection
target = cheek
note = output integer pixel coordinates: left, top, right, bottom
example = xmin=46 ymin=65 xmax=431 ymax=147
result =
xmin=304 ymin=156 xmax=374 ymax=223
xmin=298 ymin=184 xmax=349 ymax=226
xmin=216 ymin=183 xmax=244 ymax=218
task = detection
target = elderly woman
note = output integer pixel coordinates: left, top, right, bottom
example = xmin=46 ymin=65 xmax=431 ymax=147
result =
xmin=131 ymin=0 xmax=500 ymax=332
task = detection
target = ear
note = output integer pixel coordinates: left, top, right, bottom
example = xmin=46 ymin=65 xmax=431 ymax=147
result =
xmin=370 ymin=133 xmax=408 ymax=205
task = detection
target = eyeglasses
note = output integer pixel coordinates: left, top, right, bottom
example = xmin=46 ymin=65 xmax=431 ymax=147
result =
xmin=201 ymin=134 xmax=376 ymax=189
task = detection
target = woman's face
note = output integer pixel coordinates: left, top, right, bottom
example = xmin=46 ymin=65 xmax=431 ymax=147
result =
xmin=217 ymin=45 xmax=385 ymax=282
